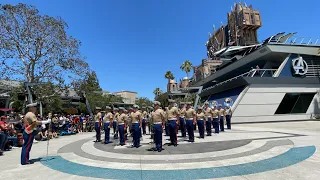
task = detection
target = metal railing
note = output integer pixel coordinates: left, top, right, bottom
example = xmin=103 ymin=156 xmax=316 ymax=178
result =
xmin=267 ymin=36 xmax=320 ymax=46
xmin=201 ymin=69 xmax=277 ymax=93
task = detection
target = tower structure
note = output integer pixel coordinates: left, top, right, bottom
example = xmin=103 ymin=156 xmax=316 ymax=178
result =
xmin=228 ymin=3 xmax=262 ymax=46
xmin=206 ymin=2 xmax=262 ymax=59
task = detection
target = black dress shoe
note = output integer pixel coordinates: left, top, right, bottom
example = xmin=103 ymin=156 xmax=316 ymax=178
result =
xmin=22 ymin=161 xmax=34 ymax=165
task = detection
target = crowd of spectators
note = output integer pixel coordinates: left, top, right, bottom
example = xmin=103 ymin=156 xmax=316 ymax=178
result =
xmin=0 ymin=113 xmax=92 ymax=156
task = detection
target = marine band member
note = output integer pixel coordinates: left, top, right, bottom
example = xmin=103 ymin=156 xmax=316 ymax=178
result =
xmin=185 ymin=102 xmax=196 ymax=142
xmin=103 ymin=106 xmax=113 ymax=144
xmin=117 ymin=107 xmax=127 ymax=146
xmin=141 ymin=107 xmax=148 ymax=135
xmin=151 ymin=101 xmax=165 ymax=152
xmin=225 ymin=106 xmax=232 ymax=130
xmin=196 ymin=106 xmax=205 ymax=138
xmin=204 ymin=102 xmax=213 ymax=136
xmin=21 ymin=103 xmax=51 ymax=165
xmin=166 ymin=99 xmax=180 ymax=146
xmin=131 ymin=105 xmax=142 ymax=148
xmin=94 ymin=107 xmax=102 ymax=142
xmin=218 ymin=104 xmax=225 ymax=132
xmin=179 ymin=102 xmax=187 ymax=137
xmin=113 ymin=108 xmax=120 ymax=138
xmin=212 ymin=105 xmax=220 ymax=134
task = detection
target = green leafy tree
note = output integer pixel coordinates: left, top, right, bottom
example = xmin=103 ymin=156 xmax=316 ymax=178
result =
xmin=78 ymin=102 xmax=88 ymax=114
xmin=180 ymin=60 xmax=193 ymax=78
xmin=73 ymin=71 xmax=123 ymax=112
xmin=43 ymin=96 xmax=63 ymax=114
xmin=9 ymin=82 xmax=65 ymax=114
xmin=135 ymin=97 xmax=153 ymax=108
xmin=0 ymin=3 xmax=89 ymax=92
xmin=9 ymin=83 xmax=24 ymax=113
xmin=154 ymin=92 xmax=169 ymax=108
xmin=164 ymin=71 xmax=175 ymax=82
xmin=174 ymin=93 xmax=198 ymax=106
xmin=153 ymin=88 xmax=163 ymax=98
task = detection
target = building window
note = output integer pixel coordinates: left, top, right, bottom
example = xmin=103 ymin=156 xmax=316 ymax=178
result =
xmin=275 ymin=93 xmax=315 ymax=114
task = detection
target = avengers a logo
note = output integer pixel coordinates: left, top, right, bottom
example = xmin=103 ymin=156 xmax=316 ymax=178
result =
xmin=292 ymin=56 xmax=308 ymax=76
xmin=224 ymin=98 xmax=233 ymax=107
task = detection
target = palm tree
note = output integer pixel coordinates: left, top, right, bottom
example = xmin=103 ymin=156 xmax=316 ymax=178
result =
xmin=164 ymin=71 xmax=175 ymax=82
xmin=180 ymin=60 xmax=193 ymax=78
xmin=153 ymin=88 xmax=163 ymax=97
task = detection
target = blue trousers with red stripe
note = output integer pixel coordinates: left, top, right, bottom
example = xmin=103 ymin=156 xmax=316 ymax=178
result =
xmin=206 ymin=117 xmax=212 ymax=136
xmin=95 ymin=122 xmax=101 ymax=141
xmin=118 ymin=124 xmax=126 ymax=145
xmin=168 ymin=120 xmax=177 ymax=145
xmin=21 ymin=130 xmax=36 ymax=165
xmin=104 ymin=122 xmax=112 ymax=144
xmin=132 ymin=123 xmax=140 ymax=147
xmin=153 ymin=124 xmax=163 ymax=150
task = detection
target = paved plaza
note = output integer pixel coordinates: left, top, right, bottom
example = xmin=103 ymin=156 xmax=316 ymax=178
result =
xmin=1 ymin=121 xmax=320 ymax=180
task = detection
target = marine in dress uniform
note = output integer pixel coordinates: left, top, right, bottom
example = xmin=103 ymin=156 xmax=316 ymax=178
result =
xmin=123 ymin=109 xmax=129 ymax=140
xmin=185 ymin=102 xmax=196 ymax=142
xmin=141 ymin=107 xmax=148 ymax=135
xmin=225 ymin=106 xmax=232 ymax=130
xmin=117 ymin=107 xmax=127 ymax=146
xmin=166 ymin=99 xmax=180 ymax=146
xmin=103 ymin=106 xmax=113 ymax=144
xmin=21 ymin=103 xmax=51 ymax=165
xmin=113 ymin=108 xmax=119 ymax=139
xmin=212 ymin=106 xmax=220 ymax=134
xmin=179 ymin=102 xmax=187 ymax=137
xmin=94 ymin=107 xmax=102 ymax=142
xmin=164 ymin=107 xmax=170 ymax=136
xmin=151 ymin=101 xmax=165 ymax=152
xmin=196 ymin=106 xmax=205 ymax=138
xmin=218 ymin=104 xmax=225 ymax=132
xmin=127 ymin=107 xmax=133 ymax=136
xmin=131 ymin=105 xmax=142 ymax=148
xmin=204 ymin=102 xmax=213 ymax=136
xmin=147 ymin=106 xmax=153 ymax=134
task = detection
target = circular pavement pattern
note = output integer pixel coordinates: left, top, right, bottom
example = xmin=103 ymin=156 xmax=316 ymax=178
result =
xmin=41 ymin=130 xmax=316 ymax=179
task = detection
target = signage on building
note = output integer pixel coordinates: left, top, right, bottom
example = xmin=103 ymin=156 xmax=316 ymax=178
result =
xmin=291 ymin=56 xmax=308 ymax=76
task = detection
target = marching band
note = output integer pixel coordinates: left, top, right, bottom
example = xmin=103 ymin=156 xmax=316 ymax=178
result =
xmin=91 ymin=99 xmax=232 ymax=152
xmin=19 ymin=99 xmax=232 ymax=164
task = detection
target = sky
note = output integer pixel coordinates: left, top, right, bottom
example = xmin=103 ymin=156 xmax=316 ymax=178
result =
xmin=1 ymin=0 xmax=320 ymax=99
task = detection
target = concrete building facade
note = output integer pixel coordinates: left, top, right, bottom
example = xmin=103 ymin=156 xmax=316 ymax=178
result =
xmin=113 ymin=91 xmax=137 ymax=104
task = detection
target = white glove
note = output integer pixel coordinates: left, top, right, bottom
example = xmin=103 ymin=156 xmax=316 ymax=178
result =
xmin=41 ymin=118 xmax=52 ymax=125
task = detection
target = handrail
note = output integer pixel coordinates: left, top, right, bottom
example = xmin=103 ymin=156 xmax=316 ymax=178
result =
xmin=201 ymin=69 xmax=277 ymax=93
xmin=267 ymin=36 xmax=320 ymax=46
